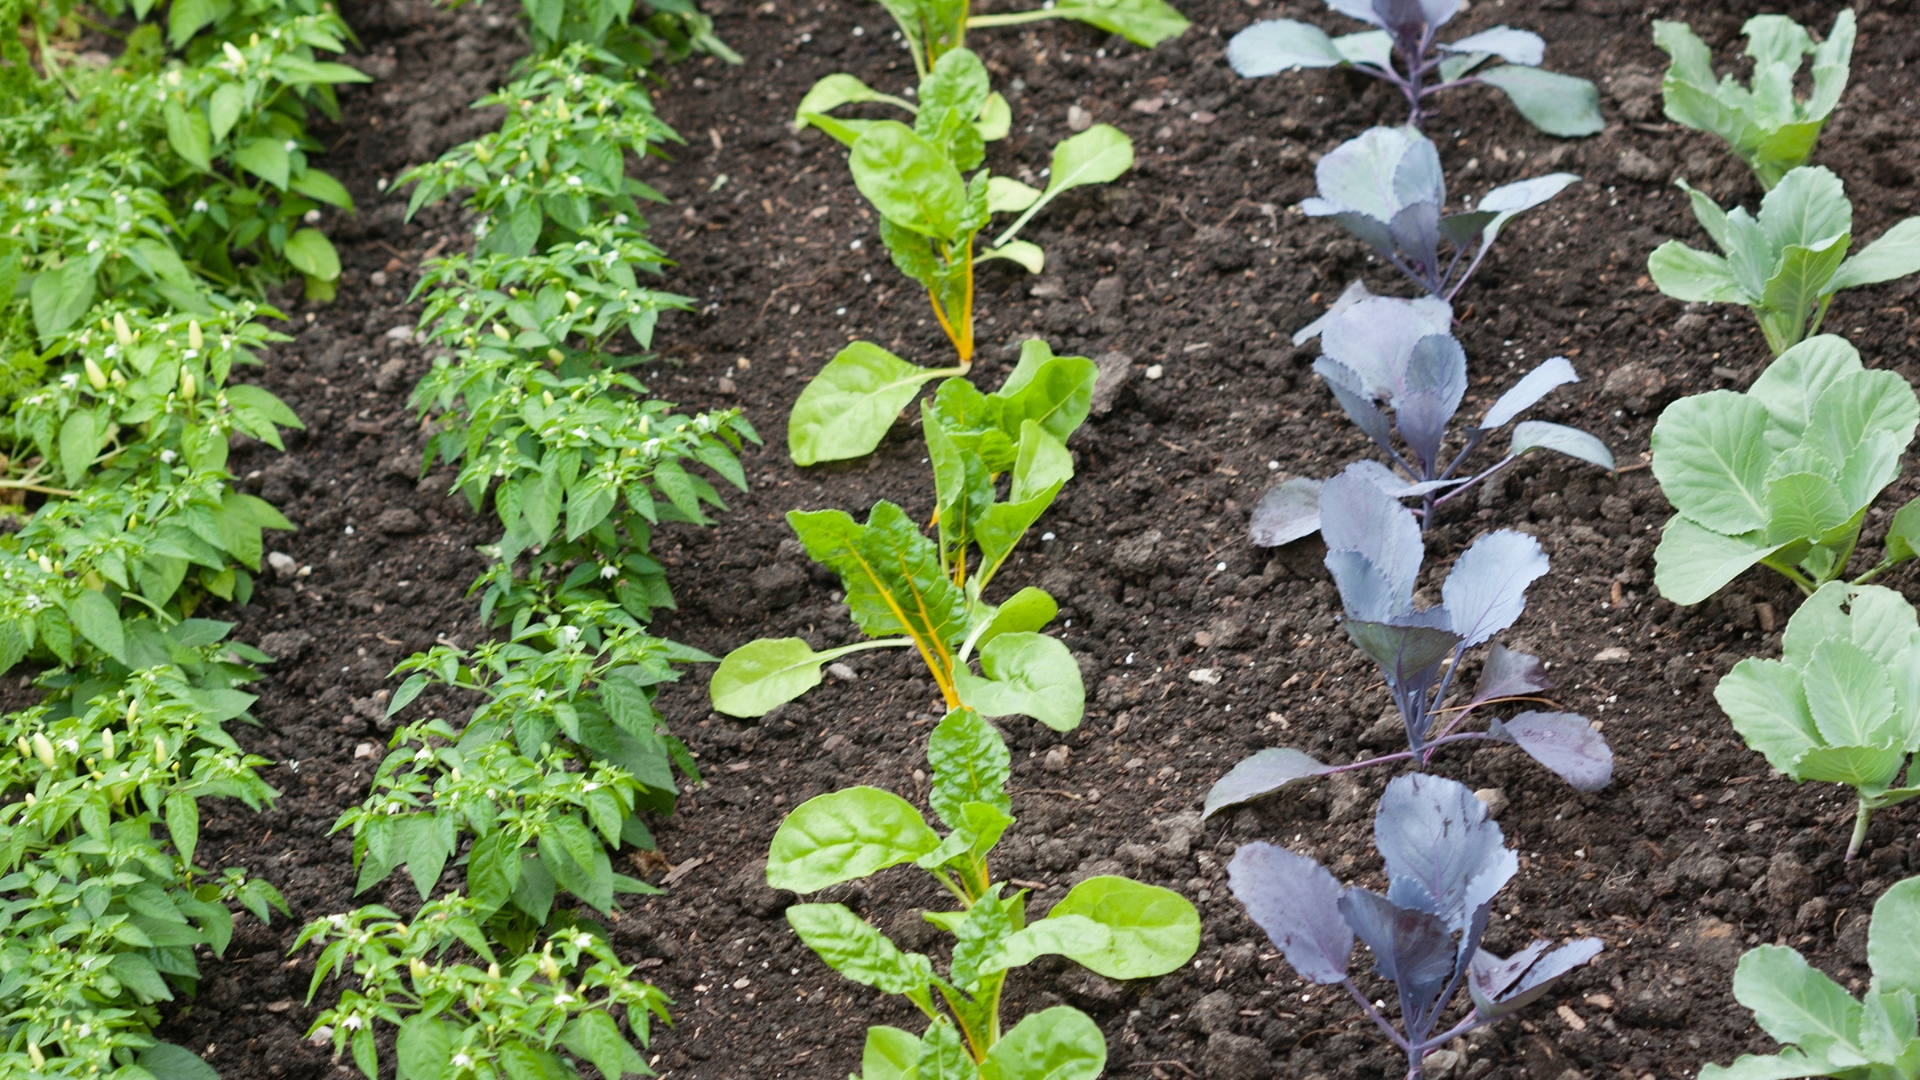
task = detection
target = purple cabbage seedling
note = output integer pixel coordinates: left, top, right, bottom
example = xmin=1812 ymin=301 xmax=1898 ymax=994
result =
xmin=1291 ymin=127 xmax=1578 ymax=313
xmin=1226 ymin=1 xmax=1602 ymax=136
xmin=1212 ymin=468 xmax=1611 ymax=818
xmin=1228 ymin=773 xmax=1604 ymax=1080
xmin=1254 ymin=296 xmax=1613 ymax=548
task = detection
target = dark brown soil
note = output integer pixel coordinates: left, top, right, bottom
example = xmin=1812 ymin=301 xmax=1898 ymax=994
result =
xmin=156 ymin=1 xmax=1920 ymax=1079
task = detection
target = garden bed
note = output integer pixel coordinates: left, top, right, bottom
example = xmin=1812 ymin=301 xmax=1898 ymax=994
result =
xmin=152 ymin=0 xmax=1919 ymax=1078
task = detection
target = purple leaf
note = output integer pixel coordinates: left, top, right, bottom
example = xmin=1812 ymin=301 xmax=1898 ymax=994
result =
xmin=1487 ymin=711 xmax=1613 ymax=791
xmin=1441 ymin=530 xmax=1548 ymax=647
xmin=1479 ymin=357 xmax=1578 ymax=430
xmin=1470 ymin=644 xmax=1552 ymax=706
xmin=1326 ymin=552 xmax=1404 ymax=624
xmin=1389 ymin=202 xmax=1442 ymax=285
xmin=1401 ymin=334 xmax=1468 ymax=415
xmin=1469 ymin=941 xmax=1548 ymax=1003
xmin=1396 ymin=388 xmax=1453 ymax=475
xmin=1250 ymin=477 xmax=1326 ymax=547
xmin=1470 ymin=938 xmax=1605 ymax=1019
xmin=1346 ymin=460 xmax=1463 ymax=498
xmin=1227 ymin=842 xmax=1353 ymax=983
xmin=1344 ymin=619 xmax=1461 ymax=686
xmin=1338 ymin=888 xmax=1456 ymax=1013
xmin=1321 ymin=296 xmax=1453 ymax=403
xmin=1292 ymin=279 xmax=1373 ymax=345
xmin=1317 ymin=359 xmax=1398 ymax=454
xmin=1441 ymin=26 xmax=1545 ymax=66
xmin=1321 ymin=465 xmax=1423 ymax=606
xmin=1374 ymin=774 xmax=1511 ymax=930
xmin=1204 ymin=748 xmax=1339 ymax=819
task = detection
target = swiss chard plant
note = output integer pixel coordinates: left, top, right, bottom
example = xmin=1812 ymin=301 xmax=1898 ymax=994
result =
xmin=1650 ymin=335 xmax=1920 ymax=606
xmin=1228 ymin=773 xmax=1604 ymax=1080
xmin=717 ymin=342 xmax=1094 ymax=728
xmin=768 ymin=706 xmax=1200 ymax=1074
xmin=1212 ymin=467 xmax=1612 ymax=818
xmin=298 ymin=894 xmax=671 ymax=1080
xmin=1253 ymin=296 xmax=1613 ymax=548
xmin=1290 ymin=126 xmax=1578 ymax=312
xmin=1700 ymin=874 xmax=1919 ymax=1079
xmin=1653 ymin=10 xmax=1855 ymax=191
xmin=1715 ymin=583 xmax=1920 ymax=861
xmin=788 ymin=48 xmax=1131 ymax=466
xmin=1225 ymin=0 xmax=1602 ymax=136
xmin=1648 ymin=166 xmax=1920 ymax=356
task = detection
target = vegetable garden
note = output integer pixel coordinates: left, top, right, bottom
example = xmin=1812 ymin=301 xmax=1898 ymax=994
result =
xmin=2 ymin=0 xmax=1919 ymax=1077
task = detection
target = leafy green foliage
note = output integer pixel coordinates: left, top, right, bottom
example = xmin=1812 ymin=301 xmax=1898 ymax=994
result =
xmin=789 ymin=50 xmax=1131 ymax=464
xmin=296 ymin=896 xmax=671 ymax=1080
xmin=1648 ymin=167 xmax=1920 ymax=355
xmin=1650 ymin=336 xmax=1920 ymax=605
xmin=766 ymin=707 xmax=1199 ymax=1072
xmin=838 ymin=0 xmax=1183 ymax=82
xmin=305 ymin=18 xmax=745 ymax=1080
xmin=1653 ymin=11 xmax=1854 ymax=191
xmin=1701 ymin=875 xmax=1920 ymax=1078
xmin=1714 ymin=584 xmax=1920 ymax=860
xmin=717 ymin=344 xmax=1092 ymax=727
xmin=0 ymin=627 xmax=289 ymax=1075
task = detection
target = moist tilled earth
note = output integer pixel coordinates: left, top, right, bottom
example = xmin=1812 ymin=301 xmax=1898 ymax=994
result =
xmin=153 ymin=1 xmax=1920 ymax=1079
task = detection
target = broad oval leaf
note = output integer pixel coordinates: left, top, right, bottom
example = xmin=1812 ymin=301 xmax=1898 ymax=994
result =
xmin=710 ymin=637 xmax=907 ymax=718
xmin=1226 ymin=842 xmax=1351 ymax=984
xmin=1443 ymin=26 xmax=1544 ymax=66
xmin=766 ymin=786 xmax=940 ymax=893
xmin=1869 ymin=877 xmax=1920 ymax=995
xmin=1731 ymin=944 xmax=1862 ymax=1049
xmin=1375 ymin=773 xmax=1515 ymax=928
xmin=1479 ymin=356 xmax=1577 ymax=430
xmin=979 ymin=1006 xmax=1107 ymax=1080
xmin=957 ymin=632 xmax=1084 ymax=731
xmin=1511 ymin=420 xmax=1615 ymax=470
xmin=1226 ymin=19 xmax=1346 ymax=75
xmin=1203 ymin=748 xmax=1337 ymax=819
xmin=789 ymin=342 xmax=948 ymax=465
xmin=1474 ymin=64 xmax=1604 ymax=137
xmin=786 ymin=903 xmax=933 ymax=994
xmin=1714 ymin=658 xmax=1820 ymax=774
xmin=850 ymin=121 xmax=968 ymax=238
xmin=1651 ymin=391 xmax=1772 ymax=533
xmin=1487 ymin=711 xmax=1614 ymax=791
xmin=1046 ymin=875 xmax=1200 ymax=979
xmin=284 ymin=228 xmax=341 ymax=282
xmin=1803 ymin=638 xmax=1898 ymax=747
xmin=1441 ymin=529 xmax=1548 ymax=648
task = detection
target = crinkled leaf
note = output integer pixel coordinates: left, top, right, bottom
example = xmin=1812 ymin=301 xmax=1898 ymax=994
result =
xmin=787 ymin=903 xmax=934 ymax=994
xmin=978 ymin=1006 xmax=1107 ymax=1080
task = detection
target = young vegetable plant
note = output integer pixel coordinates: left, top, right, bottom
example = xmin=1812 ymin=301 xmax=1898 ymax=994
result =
xmin=1653 ymin=11 xmax=1855 ymax=191
xmin=298 ymin=894 xmax=670 ymax=1080
xmin=1228 ymin=773 xmax=1604 ymax=1080
xmin=1715 ymin=583 xmax=1920 ymax=861
xmin=1648 ymin=166 xmax=1920 ymax=356
xmin=1211 ymin=467 xmax=1612 ymax=818
xmin=767 ymin=707 xmax=1200 ymax=1073
xmin=1701 ymin=874 xmax=1919 ymax=1079
xmin=717 ymin=342 xmax=1095 ymax=729
xmin=788 ymin=49 xmax=1131 ymax=466
xmin=1650 ymin=335 xmax=1920 ymax=606
xmin=1252 ymin=296 xmax=1613 ymax=547
xmin=1225 ymin=0 xmax=1602 ymax=136
xmin=1288 ymin=126 xmax=1578 ymax=318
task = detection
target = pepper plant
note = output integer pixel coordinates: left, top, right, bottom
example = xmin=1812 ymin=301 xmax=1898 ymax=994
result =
xmin=1650 ymin=335 xmax=1920 ymax=606
xmin=1653 ymin=10 xmax=1855 ymax=191
xmin=298 ymin=895 xmax=670 ymax=1080
xmin=789 ymin=48 xmax=1131 ymax=466
xmin=1700 ymin=874 xmax=1919 ymax=1079
xmin=1289 ymin=126 xmax=1578 ymax=313
xmin=1228 ymin=774 xmax=1603 ymax=1080
xmin=1225 ymin=0 xmax=1602 ymax=136
xmin=768 ymin=707 xmax=1200 ymax=1072
xmin=1715 ymin=583 xmax=1919 ymax=861
xmin=1211 ymin=467 xmax=1612 ymax=819
xmin=1252 ymin=296 xmax=1612 ymax=547
xmin=715 ymin=342 xmax=1094 ymax=728
xmin=1648 ymin=166 xmax=1920 ymax=356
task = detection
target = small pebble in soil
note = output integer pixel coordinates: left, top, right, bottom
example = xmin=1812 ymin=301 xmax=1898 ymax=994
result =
xmin=1145 ymin=364 xmax=1163 ymax=379
xmin=1474 ymin=788 xmax=1509 ymax=818
xmin=826 ymin=662 xmax=857 ymax=681
xmin=1188 ymin=668 xmax=1220 ymax=685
